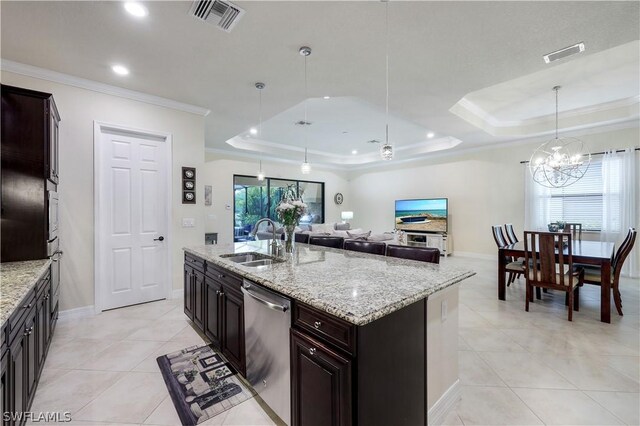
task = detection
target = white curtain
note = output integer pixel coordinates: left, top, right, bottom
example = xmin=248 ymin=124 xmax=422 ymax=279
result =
xmin=601 ymin=148 xmax=638 ymax=278
xmin=524 ymin=166 xmax=552 ymax=231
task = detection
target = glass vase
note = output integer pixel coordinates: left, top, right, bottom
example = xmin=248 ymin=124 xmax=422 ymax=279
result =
xmin=285 ymin=224 xmax=296 ymax=253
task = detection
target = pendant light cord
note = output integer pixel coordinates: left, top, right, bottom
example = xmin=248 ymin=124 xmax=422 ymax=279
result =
xmin=554 ymin=86 xmax=559 ymax=140
xmin=385 ymin=0 xmax=389 ymax=144
xmin=304 ymin=54 xmax=308 ymax=124
xmin=259 ymin=88 xmax=262 ymax=137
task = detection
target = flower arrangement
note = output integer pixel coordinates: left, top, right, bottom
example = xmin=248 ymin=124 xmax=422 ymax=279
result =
xmin=276 ymin=199 xmax=307 ymax=253
xmin=276 ymin=199 xmax=307 ymax=227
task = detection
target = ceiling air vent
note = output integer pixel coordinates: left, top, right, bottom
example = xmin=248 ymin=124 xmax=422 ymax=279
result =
xmin=543 ymin=42 xmax=585 ymax=64
xmin=189 ymin=0 xmax=245 ymax=33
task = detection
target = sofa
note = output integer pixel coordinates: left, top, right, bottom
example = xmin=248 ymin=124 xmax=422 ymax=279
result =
xmin=254 ymin=222 xmax=399 ymax=245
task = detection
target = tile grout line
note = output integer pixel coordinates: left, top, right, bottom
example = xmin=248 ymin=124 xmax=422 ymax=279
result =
xmin=580 ymin=390 xmax=630 ymax=425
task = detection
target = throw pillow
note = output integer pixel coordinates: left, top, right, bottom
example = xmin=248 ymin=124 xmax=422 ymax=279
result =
xmin=347 ymin=230 xmax=371 ymax=240
xmin=367 ymin=232 xmax=394 ymax=242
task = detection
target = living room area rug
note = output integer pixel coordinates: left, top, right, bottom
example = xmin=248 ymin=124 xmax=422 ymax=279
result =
xmin=157 ymin=344 xmax=256 ymax=425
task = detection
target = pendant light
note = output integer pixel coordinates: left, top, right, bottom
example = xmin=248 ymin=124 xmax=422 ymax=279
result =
xmin=380 ymin=0 xmax=393 ymax=161
xmin=300 ymin=46 xmax=312 ymax=174
xmin=529 ymin=86 xmax=591 ymax=188
xmin=255 ymin=82 xmax=266 ymax=181
xmin=301 ymin=148 xmax=311 ymax=174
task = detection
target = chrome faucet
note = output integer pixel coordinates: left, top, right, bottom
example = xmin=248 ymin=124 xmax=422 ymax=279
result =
xmin=250 ymin=218 xmax=283 ymax=257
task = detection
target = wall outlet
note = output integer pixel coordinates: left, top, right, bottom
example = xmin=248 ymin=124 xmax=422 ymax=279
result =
xmin=441 ymin=300 xmax=448 ymax=322
xmin=182 ymin=217 xmax=196 ymax=228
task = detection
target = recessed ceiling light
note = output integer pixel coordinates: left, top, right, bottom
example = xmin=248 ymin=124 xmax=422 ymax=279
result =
xmin=124 ymin=2 xmax=148 ymax=18
xmin=351 ymin=150 xmax=358 ymax=155
xmin=111 ymin=65 xmax=130 ymax=76
xmin=427 ymin=132 xmax=435 ymax=138
xmin=249 ymin=128 xmax=258 ymax=135
xmin=323 ymin=96 xmax=330 ymax=100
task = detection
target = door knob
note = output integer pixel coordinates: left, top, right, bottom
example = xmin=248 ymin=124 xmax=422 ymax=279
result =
xmin=154 ymin=236 xmax=165 ymax=241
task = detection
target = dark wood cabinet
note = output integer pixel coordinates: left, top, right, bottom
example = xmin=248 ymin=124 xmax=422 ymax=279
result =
xmin=220 ymin=287 xmax=245 ymax=376
xmin=193 ymin=270 xmax=205 ymax=330
xmin=24 ymin=309 xmax=37 ymax=410
xmin=183 ymin=265 xmax=194 ymax=321
xmin=8 ymin=332 xmax=25 ymax=426
xmin=183 ymin=256 xmax=246 ymax=376
xmin=204 ymin=277 xmax=222 ymax=346
xmin=1 ymin=84 xmax=61 ymax=262
xmin=1 ymin=349 xmax=8 ymax=426
xmin=291 ymin=329 xmax=352 ymax=426
xmin=47 ymin=102 xmax=60 ymax=185
xmin=3 ymin=266 xmax=58 ymax=426
xmin=36 ymin=284 xmax=51 ymax=369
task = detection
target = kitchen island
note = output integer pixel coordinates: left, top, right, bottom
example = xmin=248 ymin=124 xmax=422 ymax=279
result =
xmin=183 ymin=240 xmax=474 ymax=426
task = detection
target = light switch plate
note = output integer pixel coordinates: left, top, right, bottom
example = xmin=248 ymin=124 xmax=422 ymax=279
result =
xmin=182 ymin=217 xmax=195 ymax=228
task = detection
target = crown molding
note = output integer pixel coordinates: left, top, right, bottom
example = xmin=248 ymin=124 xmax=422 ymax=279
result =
xmin=0 ymin=59 xmax=210 ymax=117
xmin=451 ymin=94 xmax=639 ymax=137
xmin=205 ymin=147 xmax=346 ymax=171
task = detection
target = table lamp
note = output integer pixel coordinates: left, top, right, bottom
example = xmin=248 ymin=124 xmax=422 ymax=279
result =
xmin=341 ymin=211 xmax=354 ymax=223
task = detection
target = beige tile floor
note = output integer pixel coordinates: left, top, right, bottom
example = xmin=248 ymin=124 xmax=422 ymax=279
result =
xmin=29 ymin=256 xmax=639 ymax=425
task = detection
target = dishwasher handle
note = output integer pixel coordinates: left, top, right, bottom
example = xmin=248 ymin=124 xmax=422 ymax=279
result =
xmin=242 ymin=283 xmax=289 ymax=312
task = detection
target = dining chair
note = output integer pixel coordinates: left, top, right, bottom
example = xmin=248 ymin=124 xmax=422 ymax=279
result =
xmin=523 ymin=231 xmax=584 ymax=321
xmin=344 ymin=240 xmax=386 ymax=256
xmin=564 ymin=223 xmax=582 ymax=240
xmin=309 ymin=236 xmax=345 ymax=249
xmin=492 ymin=225 xmax=526 ymax=287
xmin=385 ymin=245 xmax=440 ymax=264
xmin=581 ymin=228 xmax=637 ymax=316
xmin=279 ymin=233 xmax=310 ymax=244
xmin=504 ymin=223 xmax=519 ymax=244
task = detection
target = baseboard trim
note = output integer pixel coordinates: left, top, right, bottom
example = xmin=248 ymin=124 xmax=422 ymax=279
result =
xmin=452 ymin=251 xmax=496 ymax=261
xmin=172 ymin=289 xmax=183 ymax=299
xmin=428 ymin=379 xmax=462 ymax=426
xmin=58 ymin=305 xmax=95 ymax=321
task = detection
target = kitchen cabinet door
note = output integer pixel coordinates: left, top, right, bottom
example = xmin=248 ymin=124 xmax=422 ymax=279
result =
xmin=221 ymin=287 xmax=245 ymax=376
xmin=204 ymin=277 xmax=222 ymax=347
xmin=183 ymin=265 xmax=194 ymax=321
xmin=36 ymin=285 xmax=51 ymax=370
xmin=291 ymin=329 xmax=352 ymax=426
xmin=9 ymin=329 xmax=26 ymax=424
xmin=47 ymin=98 xmax=60 ymax=185
xmin=1 ymin=350 xmax=9 ymax=426
xmin=193 ymin=270 xmax=205 ymax=331
xmin=24 ymin=310 xmax=37 ymax=408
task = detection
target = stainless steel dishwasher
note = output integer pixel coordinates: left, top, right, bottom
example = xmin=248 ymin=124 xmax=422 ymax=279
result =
xmin=242 ymin=279 xmax=291 ymax=425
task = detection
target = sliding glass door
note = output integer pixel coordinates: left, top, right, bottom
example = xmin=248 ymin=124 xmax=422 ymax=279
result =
xmin=233 ymin=175 xmax=325 ymax=242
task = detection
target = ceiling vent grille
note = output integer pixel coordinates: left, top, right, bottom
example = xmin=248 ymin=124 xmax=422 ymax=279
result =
xmin=543 ymin=42 xmax=585 ymax=64
xmin=189 ymin=0 xmax=245 ymax=33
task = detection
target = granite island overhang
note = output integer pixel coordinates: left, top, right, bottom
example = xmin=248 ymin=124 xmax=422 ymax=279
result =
xmin=183 ymin=240 xmax=475 ymax=425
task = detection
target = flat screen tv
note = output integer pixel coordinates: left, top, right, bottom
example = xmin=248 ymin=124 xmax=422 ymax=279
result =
xmin=395 ymin=198 xmax=448 ymax=233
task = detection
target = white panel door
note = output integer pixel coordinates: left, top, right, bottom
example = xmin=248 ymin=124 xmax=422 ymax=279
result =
xmin=98 ymin=130 xmax=168 ymax=310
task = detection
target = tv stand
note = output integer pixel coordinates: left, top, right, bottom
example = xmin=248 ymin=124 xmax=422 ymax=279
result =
xmin=405 ymin=232 xmax=452 ymax=256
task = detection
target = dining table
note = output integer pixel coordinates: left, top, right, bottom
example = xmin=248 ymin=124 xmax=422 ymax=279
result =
xmin=498 ymin=240 xmax=616 ymax=323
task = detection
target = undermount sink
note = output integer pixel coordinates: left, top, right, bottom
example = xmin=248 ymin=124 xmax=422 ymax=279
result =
xmin=220 ymin=252 xmax=285 ymax=267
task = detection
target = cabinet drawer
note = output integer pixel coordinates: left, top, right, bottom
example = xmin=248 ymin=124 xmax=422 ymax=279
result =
xmin=206 ymin=262 xmax=242 ymax=294
xmin=294 ymin=303 xmax=356 ymax=355
xmin=8 ymin=290 xmax=36 ymax=345
xmin=185 ymin=253 xmax=205 ymax=273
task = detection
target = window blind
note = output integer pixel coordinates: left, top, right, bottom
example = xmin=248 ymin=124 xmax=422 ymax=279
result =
xmin=548 ymin=161 xmax=620 ymax=231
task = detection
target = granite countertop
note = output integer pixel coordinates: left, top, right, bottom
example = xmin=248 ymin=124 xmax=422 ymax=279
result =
xmin=0 ymin=259 xmax=52 ymax=328
xmin=184 ymin=241 xmax=475 ymax=326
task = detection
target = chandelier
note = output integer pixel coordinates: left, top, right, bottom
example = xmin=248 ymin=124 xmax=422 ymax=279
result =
xmin=529 ymin=86 xmax=591 ymax=188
